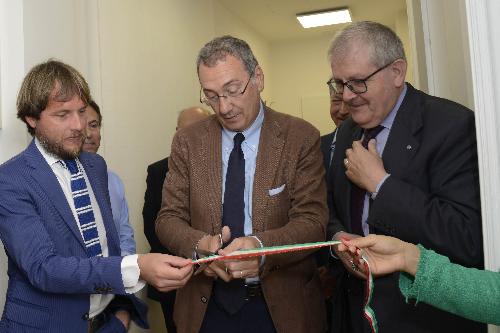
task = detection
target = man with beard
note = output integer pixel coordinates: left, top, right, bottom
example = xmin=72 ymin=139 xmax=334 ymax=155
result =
xmin=326 ymin=21 xmax=484 ymax=333
xmin=0 ymin=60 xmax=193 ymax=332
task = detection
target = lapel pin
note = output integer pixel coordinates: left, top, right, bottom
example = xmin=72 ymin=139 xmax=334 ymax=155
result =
xmin=406 ymin=145 xmax=412 ymax=150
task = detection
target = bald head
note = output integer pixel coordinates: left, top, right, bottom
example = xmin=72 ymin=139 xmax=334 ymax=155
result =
xmin=176 ymin=106 xmax=211 ymax=130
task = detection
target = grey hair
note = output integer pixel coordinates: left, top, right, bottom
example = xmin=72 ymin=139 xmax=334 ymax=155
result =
xmin=327 ymin=21 xmax=406 ymax=67
xmin=196 ymin=35 xmax=258 ymax=75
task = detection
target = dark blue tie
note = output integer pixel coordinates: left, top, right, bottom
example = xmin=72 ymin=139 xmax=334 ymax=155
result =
xmin=64 ymin=159 xmax=103 ymax=257
xmin=214 ymin=132 xmax=247 ymax=315
xmin=350 ymin=125 xmax=384 ymax=235
xmin=222 ymin=132 xmax=246 ymax=241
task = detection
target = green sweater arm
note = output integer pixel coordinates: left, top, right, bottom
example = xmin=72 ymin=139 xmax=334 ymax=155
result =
xmin=399 ymin=245 xmax=500 ymax=325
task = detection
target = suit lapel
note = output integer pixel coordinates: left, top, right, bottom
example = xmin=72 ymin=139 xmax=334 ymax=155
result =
xmin=203 ymin=117 xmax=223 ymax=234
xmin=346 ymin=125 xmax=363 ymax=232
xmin=382 ymin=85 xmax=422 ymax=175
xmin=24 ymin=141 xmax=86 ymax=250
xmin=331 ymin=121 xmax=362 ymax=232
xmin=252 ymin=108 xmax=285 ymax=233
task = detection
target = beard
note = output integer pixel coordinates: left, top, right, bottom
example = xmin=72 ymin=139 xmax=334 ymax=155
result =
xmin=36 ymin=130 xmax=85 ymax=160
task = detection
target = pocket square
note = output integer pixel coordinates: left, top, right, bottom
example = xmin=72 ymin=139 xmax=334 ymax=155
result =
xmin=269 ymin=184 xmax=285 ymax=196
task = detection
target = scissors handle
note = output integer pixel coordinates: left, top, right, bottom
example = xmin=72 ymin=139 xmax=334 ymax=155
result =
xmin=193 ymin=233 xmax=223 ymax=275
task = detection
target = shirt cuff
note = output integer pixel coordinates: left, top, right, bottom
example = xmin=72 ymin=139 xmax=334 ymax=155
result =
xmin=249 ymin=235 xmax=266 ymax=267
xmin=247 ymin=236 xmax=264 ymax=283
xmin=370 ymin=174 xmax=391 ymax=199
xmin=329 ymin=231 xmax=345 ymax=259
xmin=121 ymin=254 xmax=146 ymax=294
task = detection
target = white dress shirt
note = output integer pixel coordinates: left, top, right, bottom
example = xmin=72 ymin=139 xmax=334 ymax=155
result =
xmin=35 ymin=139 xmax=144 ymax=318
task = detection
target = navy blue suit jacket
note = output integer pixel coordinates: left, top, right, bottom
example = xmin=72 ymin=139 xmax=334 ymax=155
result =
xmin=0 ymin=140 xmax=147 ymax=332
xmin=327 ymin=84 xmax=484 ymax=333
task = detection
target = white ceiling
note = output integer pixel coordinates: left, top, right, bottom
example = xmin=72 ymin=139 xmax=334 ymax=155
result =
xmin=218 ymin=0 xmax=407 ymax=42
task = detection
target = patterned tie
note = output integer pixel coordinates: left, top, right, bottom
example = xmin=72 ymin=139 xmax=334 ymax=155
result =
xmin=349 ymin=125 xmax=384 ymax=235
xmin=64 ymin=159 xmax=103 ymax=257
xmin=214 ymin=132 xmax=246 ymax=315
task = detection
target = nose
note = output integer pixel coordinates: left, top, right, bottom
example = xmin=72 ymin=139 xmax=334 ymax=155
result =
xmin=341 ymin=86 xmax=357 ymax=102
xmin=218 ymin=96 xmax=232 ymax=114
xmin=338 ymin=103 xmax=349 ymax=116
xmin=70 ymin=111 xmax=86 ymax=131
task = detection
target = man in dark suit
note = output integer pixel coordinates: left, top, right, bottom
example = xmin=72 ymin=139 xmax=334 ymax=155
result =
xmin=143 ymin=106 xmax=210 ymax=333
xmin=318 ymin=83 xmax=349 ymax=332
xmin=320 ymin=85 xmax=349 ymax=174
xmin=318 ymin=82 xmax=349 ymax=265
xmin=156 ymin=36 xmax=327 ymax=333
xmin=0 ymin=60 xmax=192 ymax=333
xmin=326 ymin=21 xmax=484 ymax=333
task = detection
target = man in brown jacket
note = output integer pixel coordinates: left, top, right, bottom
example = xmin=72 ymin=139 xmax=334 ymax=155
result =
xmin=156 ymin=35 xmax=327 ymax=333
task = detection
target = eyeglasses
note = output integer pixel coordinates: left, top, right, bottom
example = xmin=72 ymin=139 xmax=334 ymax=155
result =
xmin=327 ymin=61 xmax=394 ymax=95
xmin=200 ymin=71 xmax=254 ymax=107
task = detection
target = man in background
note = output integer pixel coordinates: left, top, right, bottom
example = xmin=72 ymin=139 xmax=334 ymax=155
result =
xmin=320 ymin=81 xmax=349 ymax=175
xmin=318 ymin=81 xmax=349 ymax=332
xmin=83 ymin=100 xmax=136 ymax=255
xmin=143 ymin=106 xmax=210 ymax=332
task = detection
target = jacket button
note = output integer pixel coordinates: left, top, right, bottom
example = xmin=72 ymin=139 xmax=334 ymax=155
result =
xmin=82 ymin=313 xmax=89 ymax=320
xmin=201 ymin=296 xmax=207 ymax=303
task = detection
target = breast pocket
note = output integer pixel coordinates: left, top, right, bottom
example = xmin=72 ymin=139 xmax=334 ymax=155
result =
xmin=269 ymin=184 xmax=286 ymax=197
xmin=266 ymin=183 xmax=290 ymax=227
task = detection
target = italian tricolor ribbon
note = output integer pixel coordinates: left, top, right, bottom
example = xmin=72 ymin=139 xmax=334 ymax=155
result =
xmin=192 ymin=240 xmax=378 ymax=333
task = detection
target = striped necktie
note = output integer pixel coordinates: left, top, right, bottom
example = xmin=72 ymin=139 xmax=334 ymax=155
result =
xmin=63 ymin=159 xmax=103 ymax=257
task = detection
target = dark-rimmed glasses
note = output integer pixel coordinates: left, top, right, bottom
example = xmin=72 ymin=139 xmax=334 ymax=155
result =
xmin=327 ymin=61 xmax=394 ymax=95
xmin=200 ymin=70 xmax=254 ymax=108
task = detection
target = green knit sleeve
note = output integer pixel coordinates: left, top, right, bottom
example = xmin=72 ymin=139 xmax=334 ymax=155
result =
xmin=399 ymin=245 xmax=500 ymax=325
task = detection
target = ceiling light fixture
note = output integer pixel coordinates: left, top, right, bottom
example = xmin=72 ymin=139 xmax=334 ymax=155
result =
xmin=296 ymin=7 xmax=352 ymax=29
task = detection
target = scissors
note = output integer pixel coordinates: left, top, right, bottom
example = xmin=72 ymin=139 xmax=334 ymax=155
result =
xmin=193 ymin=233 xmax=223 ymax=276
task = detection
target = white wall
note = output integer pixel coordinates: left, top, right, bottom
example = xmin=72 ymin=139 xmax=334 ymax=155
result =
xmin=465 ymin=1 xmax=500 ymax=332
xmin=268 ymin=33 xmax=334 ymax=135
xmin=0 ymin=0 xmax=27 ymax=316
xmin=420 ymin=0 xmax=474 ymax=109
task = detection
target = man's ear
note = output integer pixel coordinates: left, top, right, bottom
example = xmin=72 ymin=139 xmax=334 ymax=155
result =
xmin=254 ymin=65 xmax=264 ymax=92
xmin=25 ymin=116 xmax=37 ymax=130
xmin=391 ymin=59 xmax=407 ymax=87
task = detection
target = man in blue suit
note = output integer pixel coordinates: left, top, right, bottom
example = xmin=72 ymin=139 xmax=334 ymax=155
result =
xmin=0 ymin=60 xmax=193 ymax=332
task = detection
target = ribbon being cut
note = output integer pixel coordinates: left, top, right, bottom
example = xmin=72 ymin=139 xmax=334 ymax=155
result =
xmin=192 ymin=240 xmax=378 ymax=333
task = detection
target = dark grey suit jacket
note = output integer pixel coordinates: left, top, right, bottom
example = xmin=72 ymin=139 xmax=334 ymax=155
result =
xmin=327 ymin=84 xmax=484 ymax=333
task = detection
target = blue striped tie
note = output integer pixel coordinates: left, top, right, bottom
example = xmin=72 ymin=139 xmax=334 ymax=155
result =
xmin=63 ymin=159 xmax=103 ymax=257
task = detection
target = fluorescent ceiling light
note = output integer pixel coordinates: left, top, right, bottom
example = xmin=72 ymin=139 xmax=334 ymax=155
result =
xmin=296 ymin=8 xmax=352 ymax=29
